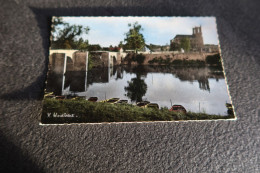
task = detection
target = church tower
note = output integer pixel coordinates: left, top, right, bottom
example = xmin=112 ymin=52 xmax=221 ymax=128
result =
xmin=192 ymin=26 xmax=204 ymax=51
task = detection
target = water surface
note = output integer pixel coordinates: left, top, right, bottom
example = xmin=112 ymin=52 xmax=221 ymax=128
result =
xmin=46 ymin=65 xmax=231 ymax=115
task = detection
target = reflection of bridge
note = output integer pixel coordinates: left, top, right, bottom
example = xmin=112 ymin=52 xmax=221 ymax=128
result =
xmin=49 ymin=49 xmax=89 ymax=73
xmin=48 ymin=50 xmax=89 ymax=96
xmin=49 ymin=49 xmax=127 ymax=72
xmin=47 ymin=49 xmax=225 ymax=95
xmin=47 ymin=50 xmax=124 ymax=96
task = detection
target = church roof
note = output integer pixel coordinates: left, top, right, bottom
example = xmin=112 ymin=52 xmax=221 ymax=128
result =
xmin=174 ymin=34 xmax=193 ymax=39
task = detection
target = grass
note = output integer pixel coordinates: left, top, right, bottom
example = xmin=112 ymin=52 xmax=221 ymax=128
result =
xmin=42 ymin=99 xmax=235 ymax=124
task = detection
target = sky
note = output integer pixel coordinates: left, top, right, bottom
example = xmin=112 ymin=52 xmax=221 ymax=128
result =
xmin=58 ymin=17 xmax=219 ymax=47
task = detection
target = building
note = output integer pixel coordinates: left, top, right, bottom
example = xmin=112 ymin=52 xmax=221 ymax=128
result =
xmin=147 ymin=44 xmax=170 ymax=52
xmin=170 ymin=26 xmax=204 ymax=52
xmin=202 ymin=44 xmax=219 ymax=53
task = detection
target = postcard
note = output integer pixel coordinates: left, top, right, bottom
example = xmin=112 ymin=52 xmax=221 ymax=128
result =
xmin=41 ymin=16 xmax=235 ymax=124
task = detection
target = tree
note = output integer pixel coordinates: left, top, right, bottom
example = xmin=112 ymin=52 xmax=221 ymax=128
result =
xmin=170 ymin=42 xmax=181 ymax=51
xmin=87 ymin=44 xmax=101 ymax=51
xmin=76 ymin=38 xmax=89 ymax=51
xmin=64 ymin=40 xmax=72 ymax=49
xmin=125 ymin=75 xmax=147 ymax=102
xmin=50 ymin=17 xmax=65 ymax=42
xmin=51 ymin=17 xmax=90 ymax=50
xmin=180 ymin=37 xmax=190 ymax=52
xmin=125 ymin=66 xmax=148 ymax=102
xmin=132 ymin=54 xmax=145 ymax=65
xmin=124 ymin=22 xmax=145 ymax=53
xmin=118 ymin=41 xmax=124 ymax=48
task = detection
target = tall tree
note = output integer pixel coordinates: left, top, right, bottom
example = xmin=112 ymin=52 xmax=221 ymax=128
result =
xmin=125 ymin=66 xmax=147 ymax=102
xmin=50 ymin=17 xmax=65 ymax=42
xmin=118 ymin=41 xmax=124 ymax=48
xmin=180 ymin=37 xmax=190 ymax=52
xmin=76 ymin=38 xmax=89 ymax=51
xmin=125 ymin=75 xmax=147 ymax=102
xmin=124 ymin=22 xmax=145 ymax=53
xmin=170 ymin=42 xmax=181 ymax=51
xmin=51 ymin=17 xmax=90 ymax=50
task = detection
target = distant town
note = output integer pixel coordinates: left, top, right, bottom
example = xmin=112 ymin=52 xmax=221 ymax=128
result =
xmin=49 ymin=26 xmax=220 ymax=73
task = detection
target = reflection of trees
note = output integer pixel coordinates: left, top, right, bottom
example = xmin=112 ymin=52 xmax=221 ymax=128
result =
xmin=198 ymin=78 xmax=210 ymax=92
xmin=114 ymin=66 xmax=124 ymax=80
xmin=65 ymin=71 xmax=86 ymax=92
xmin=124 ymin=73 xmax=147 ymax=102
xmin=87 ymin=67 xmax=109 ymax=85
xmin=46 ymin=71 xmax=63 ymax=95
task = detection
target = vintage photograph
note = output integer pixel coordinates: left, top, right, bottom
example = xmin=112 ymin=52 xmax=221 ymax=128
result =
xmin=41 ymin=17 xmax=235 ymax=124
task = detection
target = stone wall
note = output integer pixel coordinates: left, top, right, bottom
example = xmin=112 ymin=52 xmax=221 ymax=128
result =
xmin=143 ymin=52 xmax=216 ymax=64
xmin=101 ymin=52 xmax=109 ymax=67
xmin=73 ymin=52 xmax=87 ymax=71
xmin=49 ymin=52 xmax=88 ymax=73
xmin=49 ymin=53 xmax=65 ymax=74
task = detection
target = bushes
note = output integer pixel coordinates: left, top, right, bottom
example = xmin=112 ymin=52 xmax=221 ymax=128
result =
xmin=148 ymin=57 xmax=158 ymax=64
xmin=149 ymin=57 xmax=206 ymax=66
xmin=132 ymin=54 xmax=145 ymax=65
xmin=124 ymin=53 xmax=146 ymax=65
xmin=171 ymin=59 xmax=205 ymax=66
xmin=41 ymin=98 xmax=233 ymax=124
xmin=148 ymin=56 xmax=172 ymax=65
xmin=206 ymin=53 xmax=221 ymax=66
xmin=148 ymin=54 xmax=223 ymax=67
xmin=171 ymin=59 xmax=183 ymax=65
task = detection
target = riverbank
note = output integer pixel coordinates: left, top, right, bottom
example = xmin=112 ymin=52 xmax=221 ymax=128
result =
xmin=119 ymin=52 xmax=221 ymax=66
xmin=41 ymin=99 xmax=234 ymax=124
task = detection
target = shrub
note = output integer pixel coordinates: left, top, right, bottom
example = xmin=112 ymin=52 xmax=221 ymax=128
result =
xmin=171 ymin=59 xmax=183 ymax=65
xmin=41 ymin=98 xmax=233 ymax=124
xmin=135 ymin=54 xmax=145 ymax=65
xmin=206 ymin=53 xmax=221 ymax=66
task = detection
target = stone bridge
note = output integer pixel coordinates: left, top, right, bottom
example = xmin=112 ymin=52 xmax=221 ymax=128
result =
xmin=90 ymin=51 xmax=127 ymax=67
xmin=49 ymin=49 xmax=89 ymax=74
xmin=49 ymin=49 xmax=127 ymax=74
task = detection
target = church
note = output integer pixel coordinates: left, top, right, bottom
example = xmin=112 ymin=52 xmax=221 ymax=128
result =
xmin=170 ymin=26 xmax=204 ymax=52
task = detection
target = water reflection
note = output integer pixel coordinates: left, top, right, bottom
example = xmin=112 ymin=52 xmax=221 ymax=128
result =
xmin=124 ymin=68 xmax=148 ymax=102
xmin=45 ymin=65 xmax=230 ymax=115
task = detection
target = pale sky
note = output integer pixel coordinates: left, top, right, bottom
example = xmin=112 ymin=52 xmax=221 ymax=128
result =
xmin=58 ymin=17 xmax=219 ymax=47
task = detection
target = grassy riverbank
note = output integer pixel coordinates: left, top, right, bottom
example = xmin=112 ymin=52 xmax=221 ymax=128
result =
xmin=42 ymin=99 xmax=234 ymax=124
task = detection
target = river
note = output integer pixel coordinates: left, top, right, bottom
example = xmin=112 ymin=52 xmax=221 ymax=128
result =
xmin=46 ymin=65 xmax=231 ymax=115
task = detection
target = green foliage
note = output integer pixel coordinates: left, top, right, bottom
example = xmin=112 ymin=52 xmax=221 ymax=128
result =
xmin=76 ymin=38 xmax=89 ymax=51
xmin=180 ymin=37 xmax=190 ymax=52
xmin=132 ymin=54 xmax=145 ymax=65
xmin=87 ymin=44 xmax=101 ymax=51
xmin=170 ymin=42 xmax=181 ymax=51
xmin=158 ymin=57 xmax=164 ymax=65
xmin=148 ymin=54 xmax=222 ymax=67
xmin=148 ymin=56 xmax=172 ymax=65
xmin=124 ymin=75 xmax=147 ymax=102
xmin=148 ymin=56 xmax=165 ymax=64
xmin=63 ymin=40 xmax=72 ymax=49
xmin=51 ymin=17 xmax=64 ymax=39
xmin=118 ymin=41 xmax=124 ymax=48
xmin=87 ymin=53 xmax=93 ymax=70
xmin=51 ymin=17 xmax=90 ymax=50
xmin=171 ymin=59 xmax=183 ymax=65
xmin=165 ymin=57 xmax=171 ymax=64
xmin=42 ymin=99 xmax=234 ymax=124
xmin=171 ymin=59 xmax=205 ymax=66
xmin=148 ymin=56 xmax=158 ymax=64
xmin=148 ymin=57 xmax=205 ymax=66
xmin=124 ymin=22 xmax=145 ymax=53
xmin=206 ymin=53 xmax=222 ymax=66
